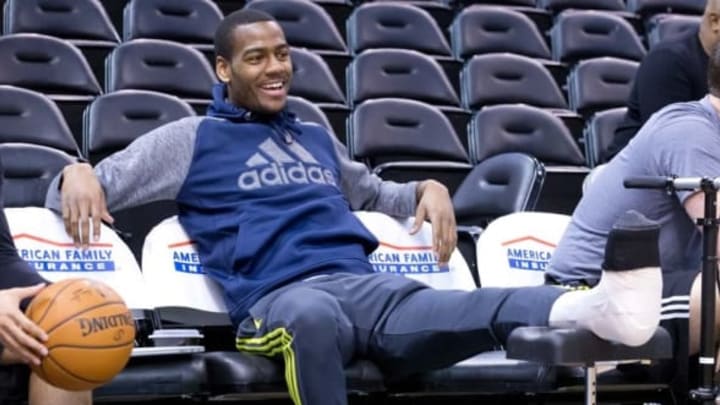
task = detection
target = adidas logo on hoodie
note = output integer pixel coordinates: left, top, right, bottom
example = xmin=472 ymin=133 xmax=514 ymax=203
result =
xmin=238 ymin=137 xmax=337 ymax=190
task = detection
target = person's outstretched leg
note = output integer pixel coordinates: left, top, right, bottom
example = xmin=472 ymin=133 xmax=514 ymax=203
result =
xmin=236 ymin=285 xmax=354 ymax=405
xmin=28 ymin=373 xmax=92 ymax=405
xmin=368 ymin=210 xmax=662 ymax=376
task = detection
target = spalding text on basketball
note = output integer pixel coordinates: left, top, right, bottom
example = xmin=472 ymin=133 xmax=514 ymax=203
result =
xmin=76 ymin=312 xmax=133 ymax=337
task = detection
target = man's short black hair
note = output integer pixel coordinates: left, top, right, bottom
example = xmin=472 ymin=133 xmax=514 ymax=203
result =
xmin=710 ymin=42 xmax=720 ymax=98
xmin=214 ymin=9 xmax=277 ymax=60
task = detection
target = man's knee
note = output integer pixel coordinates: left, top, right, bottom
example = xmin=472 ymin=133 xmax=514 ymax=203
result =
xmin=269 ymin=288 xmax=343 ymax=333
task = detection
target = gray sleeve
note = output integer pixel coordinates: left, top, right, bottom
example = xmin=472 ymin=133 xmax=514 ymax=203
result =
xmin=330 ymin=132 xmax=418 ymax=217
xmin=45 ymin=116 xmax=204 ymax=212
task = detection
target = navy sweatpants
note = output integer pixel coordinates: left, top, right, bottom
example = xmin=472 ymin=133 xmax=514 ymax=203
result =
xmin=236 ymin=272 xmax=564 ymax=405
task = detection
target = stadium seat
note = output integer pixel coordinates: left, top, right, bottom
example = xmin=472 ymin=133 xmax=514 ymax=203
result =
xmin=551 ymin=10 xmax=646 ymax=64
xmin=567 ymin=57 xmax=638 ymax=118
xmin=626 ymin=0 xmax=706 ymax=18
xmin=348 ymin=98 xmax=472 ymax=194
xmin=461 ymin=53 xmax=567 ymax=110
xmin=5 ymin=207 xmax=208 ymax=402
xmin=105 ymin=39 xmax=217 ymax=113
xmin=452 ymin=153 xmax=545 ymax=228
xmin=3 ymin=0 xmax=119 ymax=88
xmin=0 ymin=86 xmax=81 ymax=156
xmin=538 ymin=0 xmax=626 ymax=12
xmin=0 ymin=144 xmax=76 ymax=208
xmin=347 ymin=48 xmax=468 ymax=138
xmin=0 ymin=33 xmax=102 ymax=139
xmin=347 ymin=3 xmax=451 ymax=58
xmin=286 ymin=96 xmax=334 ymax=134
xmin=123 ymin=0 xmax=222 ymax=62
xmin=347 ymin=48 xmax=459 ymax=107
xmin=287 ymin=47 xmax=348 ymax=142
xmin=469 ymin=104 xmax=588 ymax=214
xmin=584 ymin=107 xmax=627 ymax=167
xmin=244 ymin=0 xmax=347 ymax=53
xmin=141 ymin=215 xmax=385 ymax=400
xmin=83 ymin=89 xmax=195 ymax=163
xmin=289 ymin=48 xmax=345 ymax=105
xmin=647 ymin=13 xmax=701 ymax=48
xmin=451 ymin=6 xmax=552 ymax=60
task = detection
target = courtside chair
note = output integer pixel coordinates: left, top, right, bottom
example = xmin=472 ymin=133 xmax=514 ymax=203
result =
xmin=0 ymin=144 xmax=76 ymax=208
xmin=461 ymin=53 xmax=568 ymax=110
xmin=346 ymin=2 xmax=460 ymax=92
xmin=347 ymin=3 xmax=451 ymax=58
xmin=451 ymin=6 xmax=551 ymax=61
xmin=453 ymin=152 xmax=545 ymax=228
xmin=288 ymin=47 xmax=346 ymax=104
xmin=123 ymin=0 xmax=223 ymax=66
xmin=583 ymin=106 xmax=627 ymax=168
xmin=538 ymin=0 xmax=625 ymax=13
xmin=347 ymin=48 xmax=469 ymax=140
xmin=141 ymin=215 xmax=386 ymax=401
xmin=348 ymin=98 xmax=472 ymax=194
xmin=82 ymin=89 xmax=195 ymax=261
xmin=626 ymin=0 xmax=706 ymax=18
xmin=451 ymin=6 xmax=568 ymax=88
xmin=3 ymin=0 xmax=119 ymax=89
xmin=0 ymin=33 xmax=102 ymax=141
xmin=286 ymin=96 xmax=335 ymax=135
xmin=82 ymin=89 xmax=195 ymax=164
xmin=4 ymin=207 xmax=208 ymax=402
xmin=0 ymin=86 xmax=81 ymax=157
xmin=646 ymin=13 xmax=701 ymax=48
xmin=469 ymin=104 xmax=588 ymax=214
xmin=567 ymin=57 xmax=638 ymax=119
xmin=288 ymin=47 xmax=348 ymax=142
xmin=105 ymin=39 xmax=217 ymax=114
xmin=550 ymin=10 xmax=646 ymax=64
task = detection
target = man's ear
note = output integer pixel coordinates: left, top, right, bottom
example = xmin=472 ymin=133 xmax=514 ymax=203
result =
xmin=216 ymin=56 xmax=231 ymax=83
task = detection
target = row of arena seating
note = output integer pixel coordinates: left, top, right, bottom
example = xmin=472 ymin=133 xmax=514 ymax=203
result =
xmin=0 ymin=173 xmax=672 ymax=404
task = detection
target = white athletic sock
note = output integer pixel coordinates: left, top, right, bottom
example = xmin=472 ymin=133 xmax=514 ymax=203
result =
xmin=548 ymin=266 xmax=662 ymax=346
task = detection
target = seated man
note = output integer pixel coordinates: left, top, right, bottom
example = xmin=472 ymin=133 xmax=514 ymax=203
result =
xmin=48 ymin=10 xmax=664 ymax=405
xmin=0 ymin=161 xmax=91 ymax=404
xmin=548 ymin=40 xmax=720 ymax=400
xmin=602 ymin=0 xmax=717 ymax=161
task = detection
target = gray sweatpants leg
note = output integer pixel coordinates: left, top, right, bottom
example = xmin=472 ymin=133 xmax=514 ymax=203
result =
xmin=237 ymin=273 xmax=564 ymax=405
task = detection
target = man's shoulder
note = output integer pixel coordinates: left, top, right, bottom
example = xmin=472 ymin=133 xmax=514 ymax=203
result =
xmin=646 ymin=31 xmax=700 ymax=60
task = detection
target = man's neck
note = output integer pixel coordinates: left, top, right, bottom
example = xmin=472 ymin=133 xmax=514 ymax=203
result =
xmin=709 ymin=94 xmax=720 ymax=116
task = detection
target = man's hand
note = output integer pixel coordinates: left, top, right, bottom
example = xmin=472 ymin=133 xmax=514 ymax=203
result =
xmin=61 ymin=163 xmax=113 ymax=248
xmin=410 ymin=180 xmax=457 ymax=267
xmin=0 ymin=284 xmax=48 ymax=365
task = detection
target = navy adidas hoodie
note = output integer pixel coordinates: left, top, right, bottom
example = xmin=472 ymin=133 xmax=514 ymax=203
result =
xmin=176 ymin=86 xmax=381 ymax=323
xmin=45 ymin=84 xmax=419 ymax=327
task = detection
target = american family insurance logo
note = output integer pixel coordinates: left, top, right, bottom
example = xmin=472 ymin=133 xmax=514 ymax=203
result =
xmin=368 ymin=242 xmax=448 ymax=274
xmin=502 ymin=236 xmax=556 ymax=272
xmin=168 ymin=241 xmax=205 ymax=274
xmin=14 ymin=234 xmax=115 ymax=272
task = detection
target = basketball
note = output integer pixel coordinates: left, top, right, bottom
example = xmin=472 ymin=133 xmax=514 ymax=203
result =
xmin=24 ymin=278 xmax=136 ymax=391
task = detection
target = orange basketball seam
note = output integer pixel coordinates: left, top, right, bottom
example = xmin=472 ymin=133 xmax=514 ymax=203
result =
xmin=46 ymin=354 xmax=107 ymax=384
xmin=33 ymin=279 xmax=85 ymax=328
xmin=44 ymin=301 xmax=127 ymax=336
xmin=48 ymin=342 xmax=134 ymax=351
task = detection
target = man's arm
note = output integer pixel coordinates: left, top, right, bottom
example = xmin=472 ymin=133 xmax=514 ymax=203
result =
xmin=45 ymin=117 xmax=203 ymax=247
xmin=329 ymin=135 xmax=457 ymax=265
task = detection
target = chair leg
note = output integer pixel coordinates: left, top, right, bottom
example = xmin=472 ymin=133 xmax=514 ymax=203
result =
xmin=584 ymin=363 xmax=597 ymax=405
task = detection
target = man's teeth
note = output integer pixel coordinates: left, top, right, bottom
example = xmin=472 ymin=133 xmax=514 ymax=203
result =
xmin=263 ymin=82 xmax=283 ymax=90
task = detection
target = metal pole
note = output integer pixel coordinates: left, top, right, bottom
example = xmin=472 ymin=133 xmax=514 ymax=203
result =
xmin=585 ymin=364 xmax=597 ymax=405
xmin=690 ymin=177 xmax=718 ymax=404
